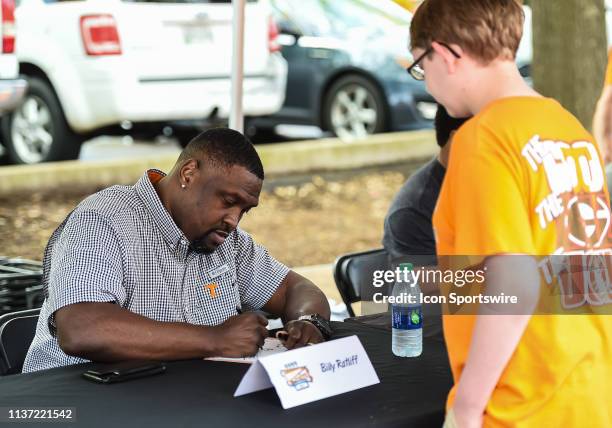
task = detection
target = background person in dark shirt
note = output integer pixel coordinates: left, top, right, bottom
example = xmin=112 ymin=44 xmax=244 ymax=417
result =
xmin=383 ymin=105 xmax=468 ymax=262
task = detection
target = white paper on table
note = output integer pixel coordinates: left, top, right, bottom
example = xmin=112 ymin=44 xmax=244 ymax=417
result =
xmin=205 ymin=337 xmax=287 ymax=364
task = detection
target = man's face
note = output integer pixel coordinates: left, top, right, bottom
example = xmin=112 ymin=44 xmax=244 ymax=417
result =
xmin=176 ymin=163 xmax=262 ymax=254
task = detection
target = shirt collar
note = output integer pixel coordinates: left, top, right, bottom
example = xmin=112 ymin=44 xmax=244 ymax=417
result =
xmin=134 ymin=169 xmax=187 ymax=250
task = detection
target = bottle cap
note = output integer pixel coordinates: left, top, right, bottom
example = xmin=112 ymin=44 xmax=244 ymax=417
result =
xmin=399 ymin=262 xmax=413 ymax=271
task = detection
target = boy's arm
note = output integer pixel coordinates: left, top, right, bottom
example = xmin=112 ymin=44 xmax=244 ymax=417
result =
xmin=451 ymin=255 xmax=540 ymax=428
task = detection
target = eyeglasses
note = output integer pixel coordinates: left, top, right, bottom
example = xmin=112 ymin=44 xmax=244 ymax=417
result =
xmin=406 ymin=42 xmax=461 ymax=81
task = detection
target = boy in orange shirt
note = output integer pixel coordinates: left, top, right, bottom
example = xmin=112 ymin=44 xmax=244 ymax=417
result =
xmin=408 ymin=1 xmax=612 ymax=427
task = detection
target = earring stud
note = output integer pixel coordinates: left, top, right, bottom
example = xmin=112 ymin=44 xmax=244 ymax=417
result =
xmin=181 ymin=184 xmax=186 ymax=189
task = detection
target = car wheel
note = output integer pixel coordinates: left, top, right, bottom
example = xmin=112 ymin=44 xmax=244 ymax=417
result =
xmin=322 ymin=74 xmax=388 ymax=140
xmin=1 ymin=77 xmax=81 ymax=164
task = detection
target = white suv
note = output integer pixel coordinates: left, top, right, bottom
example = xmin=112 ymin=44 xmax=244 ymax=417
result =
xmin=5 ymin=0 xmax=287 ymax=164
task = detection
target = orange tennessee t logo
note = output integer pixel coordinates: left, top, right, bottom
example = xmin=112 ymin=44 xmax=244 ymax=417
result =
xmin=205 ymin=283 xmax=218 ymax=298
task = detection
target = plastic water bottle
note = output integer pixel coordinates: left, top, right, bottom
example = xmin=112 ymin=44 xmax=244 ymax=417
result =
xmin=391 ymin=262 xmax=422 ymax=357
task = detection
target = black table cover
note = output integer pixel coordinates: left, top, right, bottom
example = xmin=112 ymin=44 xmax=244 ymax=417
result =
xmin=0 ymin=319 xmax=452 ymax=428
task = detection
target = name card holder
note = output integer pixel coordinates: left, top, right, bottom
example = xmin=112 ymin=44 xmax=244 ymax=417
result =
xmin=234 ymin=335 xmax=380 ymax=409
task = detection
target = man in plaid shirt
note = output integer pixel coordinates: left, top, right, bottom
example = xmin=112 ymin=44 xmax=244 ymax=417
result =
xmin=23 ymin=128 xmax=330 ymax=372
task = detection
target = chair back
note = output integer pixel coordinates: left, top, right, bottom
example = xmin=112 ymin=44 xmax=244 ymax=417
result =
xmin=333 ymin=248 xmax=389 ymax=317
xmin=0 ymin=308 xmax=40 ymax=375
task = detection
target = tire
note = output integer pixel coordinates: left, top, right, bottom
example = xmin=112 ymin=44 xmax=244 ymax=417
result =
xmin=322 ymin=74 xmax=388 ymax=140
xmin=1 ymin=76 xmax=81 ymax=164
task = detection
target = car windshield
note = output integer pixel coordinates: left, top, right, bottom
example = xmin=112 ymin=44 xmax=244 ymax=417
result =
xmin=271 ymin=0 xmax=411 ymax=37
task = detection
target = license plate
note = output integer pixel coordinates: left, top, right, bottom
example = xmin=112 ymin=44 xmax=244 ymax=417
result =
xmin=182 ymin=25 xmax=213 ymax=44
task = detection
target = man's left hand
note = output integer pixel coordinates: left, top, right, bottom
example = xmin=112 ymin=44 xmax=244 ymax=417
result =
xmin=279 ymin=320 xmax=324 ymax=349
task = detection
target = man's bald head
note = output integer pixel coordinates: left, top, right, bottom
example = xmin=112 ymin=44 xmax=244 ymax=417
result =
xmin=176 ymin=128 xmax=264 ymax=180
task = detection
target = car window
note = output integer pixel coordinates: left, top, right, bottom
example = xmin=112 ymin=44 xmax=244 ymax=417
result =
xmin=322 ymin=0 xmax=410 ymax=29
xmin=270 ymin=0 xmax=330 ymax=36
xmin=271 ymin=0 xmax=410 ymax=37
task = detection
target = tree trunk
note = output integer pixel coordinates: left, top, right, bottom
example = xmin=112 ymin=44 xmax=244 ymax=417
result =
xmin=531 ymin=0 xmax=607 ymax=130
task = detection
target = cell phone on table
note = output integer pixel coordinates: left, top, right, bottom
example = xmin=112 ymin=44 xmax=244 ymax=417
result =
xmin=82 ymin=360 xmax=166 ymax=384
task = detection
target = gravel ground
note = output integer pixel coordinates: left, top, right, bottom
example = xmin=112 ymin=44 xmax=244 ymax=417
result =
xmin=0 ymin=162 xmax=424 ymax=267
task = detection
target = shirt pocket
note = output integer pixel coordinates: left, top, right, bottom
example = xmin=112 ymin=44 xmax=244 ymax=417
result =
xmin=190 ymin=267 xmax=239 ymax=326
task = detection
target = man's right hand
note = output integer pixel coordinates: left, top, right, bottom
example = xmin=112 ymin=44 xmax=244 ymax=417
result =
xmin=213 ymin=312 xmax=268 ymax=357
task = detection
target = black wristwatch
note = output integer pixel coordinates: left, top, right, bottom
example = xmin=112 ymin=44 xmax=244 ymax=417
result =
xmin=298 ymin=314 xmax=333 ymax=340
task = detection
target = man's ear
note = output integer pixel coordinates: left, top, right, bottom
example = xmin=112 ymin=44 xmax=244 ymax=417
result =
xmin=431 ymin=41 xmax=462 ymax=74
xmin=179 ymin=159 xmax=199 ymax=188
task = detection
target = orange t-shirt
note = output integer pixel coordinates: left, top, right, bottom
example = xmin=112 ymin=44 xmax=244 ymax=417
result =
xmin=433 ymin=97 xmax=612 ymax=427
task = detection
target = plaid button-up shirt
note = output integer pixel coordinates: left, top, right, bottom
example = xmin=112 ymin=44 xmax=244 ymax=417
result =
xmin=23 ymin=170 xmax=289 ymax=373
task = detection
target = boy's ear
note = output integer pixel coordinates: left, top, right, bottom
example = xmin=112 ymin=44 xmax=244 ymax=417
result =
xmin=431 ymin=41 xmax=463 ymax=74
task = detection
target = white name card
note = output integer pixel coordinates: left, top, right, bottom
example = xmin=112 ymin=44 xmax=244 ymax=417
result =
xmin=234 ymin=335 xmax=380 ymax=409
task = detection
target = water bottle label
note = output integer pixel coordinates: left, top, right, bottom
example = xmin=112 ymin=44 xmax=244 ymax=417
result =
xmin=392 ymin=306 xmax=422 ymax=330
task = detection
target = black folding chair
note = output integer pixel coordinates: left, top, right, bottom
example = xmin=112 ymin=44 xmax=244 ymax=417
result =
xmin=0 ymin=308 xmax=40 ymax=375
xmin=333 ymin=248 xmax=389 ymax=317
xmin=0 ymin=257 xmax=44 ymax=315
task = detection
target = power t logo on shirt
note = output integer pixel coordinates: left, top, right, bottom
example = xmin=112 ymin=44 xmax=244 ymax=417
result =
xmin=205 ymin=283 xmax=218 ymax=298
xmin=205 ymin=264 xmax=231 ymax=298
